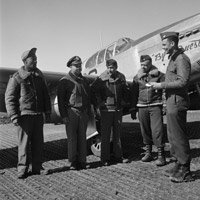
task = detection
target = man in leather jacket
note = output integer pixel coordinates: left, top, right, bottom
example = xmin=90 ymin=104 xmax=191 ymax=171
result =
xmin=91 ymin=59 xmax=130 ymax=166
xmin=130 ymin=55 xmax=166 ymax=166
xmin=5 ymin=48 xmax=51 ymax=179
xmin=57 ymin=56 xmax=91 ymax=170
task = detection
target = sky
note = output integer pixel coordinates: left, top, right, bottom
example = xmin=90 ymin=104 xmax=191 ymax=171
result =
xmin=1 ymin=0 xmax=200 ymax=73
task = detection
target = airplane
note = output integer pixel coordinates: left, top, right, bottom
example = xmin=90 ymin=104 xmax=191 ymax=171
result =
xmin=1 ymin=13 xmax=200 ymax=156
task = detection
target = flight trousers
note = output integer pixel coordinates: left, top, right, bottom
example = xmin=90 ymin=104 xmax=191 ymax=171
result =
xmin=100 ymin=110 xmax=123 ymax=161
xmin=166 ymin=95 xmax=190 ymax=165
xmin=138 ymin=105 xmax=164 ymax=147
xmin=17 ymin=114 xmax=44 ymax=174
xmin=65 ymin=108 xmax=89 ymax=164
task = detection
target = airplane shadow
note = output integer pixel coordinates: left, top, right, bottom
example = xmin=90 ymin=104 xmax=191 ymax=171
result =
xmin=121 ymin=121 xmax=200 ymax=161
xmin=1 ymin=121 xmax=200 ymax=172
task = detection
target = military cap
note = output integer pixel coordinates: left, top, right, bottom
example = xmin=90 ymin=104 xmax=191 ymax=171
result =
xmin=140 ymin=55 xmax=152 ymax=62
xmin=66 ymin=56 xmax=82 ymax=67
xmin=160 ymin=32 xmax=179 ymax=40
xmin=106 ymin=59 xmax=117 ymax=67
xmin=21 ymin=48 xmax=37 ymax=61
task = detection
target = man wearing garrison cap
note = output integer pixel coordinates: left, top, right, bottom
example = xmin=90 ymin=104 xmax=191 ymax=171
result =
xmin=57 ymin=56 xmax=91 ymax=170
xmin=5 ymin=48 xmax=51 ymax=179
xmin=130 ymin=55 xmax=166 ymax=166
xmin=91 ymin=59 xmax=130 ymax=166
xmin=151 ymin=32 xmax=193 ymax=182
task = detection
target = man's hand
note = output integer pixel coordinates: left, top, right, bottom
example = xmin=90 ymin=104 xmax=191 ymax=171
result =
xmin=150 ymin=82 xmax=162 ymax=89
xmin=12 ymin=118 xmax=19 ymax=126
xmin=94 ymin=108 xmax=101 ymax=120
xmin=131 ymin=111 xmax=137 ymax=120
xmin=62 ymin=117 xmax=70 ymax=124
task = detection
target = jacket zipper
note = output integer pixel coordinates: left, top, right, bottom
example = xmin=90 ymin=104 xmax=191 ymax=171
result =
xmin=31 ymin=72 xmax=38 ymax=112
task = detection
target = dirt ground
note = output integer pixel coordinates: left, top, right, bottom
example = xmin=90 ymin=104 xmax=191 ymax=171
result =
xmin=1 ymin=111 xmax=200 ymax=200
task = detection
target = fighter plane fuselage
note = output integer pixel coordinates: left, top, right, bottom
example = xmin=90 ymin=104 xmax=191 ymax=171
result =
xmin=1 ymin=13 xmax=200 ymax=133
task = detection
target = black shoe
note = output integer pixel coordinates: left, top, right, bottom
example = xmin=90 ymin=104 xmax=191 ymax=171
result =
xmin=68 ymin=161 xmax=78 ymax=170
xmin=170 ymin=164 xmax=194 ymax=183
xmin=77 ymin=162 xmax=91 ymax=170
xmin=156 ymin=156 xmax=166 ymax=166
xmin=142 ymin=145 xmax=152 ymax=162
xmin=101 ymin=160 xmax=110 ymax=166
xmin=17 ymin=172 xmax=27 ymax=179
xmin=112 ymin=157 xmax=129 ymax=164
xmin=164 ymin=162 xmax=180 ymax=177
xmin=30 ymin=171 xmax=40 ymax=175
xmin=141 ymin=153 xmax=153 ymax=162
xmin=31 ymin=167 xmax=49 ymax=175
xmin=32 ymin=170 xmax=49 ymax=175
xmin=156 ymin=147 xmax=166 ymax=166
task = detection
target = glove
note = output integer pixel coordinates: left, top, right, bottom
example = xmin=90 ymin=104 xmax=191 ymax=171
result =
xmin=131 ymin=111 xmax=137 ymax=120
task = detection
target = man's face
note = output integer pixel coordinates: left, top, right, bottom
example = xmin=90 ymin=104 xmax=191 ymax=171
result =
xmin=141 ymin=60 xmax=151 ymax=73
xmin=25 ymin=55 xmax=37 ymax=70
xmin=70 ymin=63 xmax=82 ymax=76
xmin=162 ymin=38 xmax=174 ymax=55
xmin=107 ymin=64 xmax=117 ymax=76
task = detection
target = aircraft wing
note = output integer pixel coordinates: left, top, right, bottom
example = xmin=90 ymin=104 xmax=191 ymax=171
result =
xmin=0 ymin=67 xmax=99 ymax=141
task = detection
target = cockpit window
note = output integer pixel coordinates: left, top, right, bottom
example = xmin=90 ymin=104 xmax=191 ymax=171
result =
xmin=97 ymin=49 xmax=106 ymax=65
xmin=85 ymin=52 xmax=99 ymax=69
xmin=105 ymin=44 xmax=115 ymax=60
xmin=115 ymin=38 xmax=132 ymax=55
xmin=84 ymin=37 xmax=134 ymax=69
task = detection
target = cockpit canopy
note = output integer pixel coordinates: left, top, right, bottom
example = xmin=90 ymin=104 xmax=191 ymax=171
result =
xmin=84 ymin=37 xmax=134 ymax=69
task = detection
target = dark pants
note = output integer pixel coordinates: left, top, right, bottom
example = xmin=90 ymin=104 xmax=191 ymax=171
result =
xmin=65 ymin=108 xmax=89 ymax=163
xmin=138 ymin=106 xmax=164 ymax=147
xmin=17 ymin=114 xmax=44 ymax=174
xmin=100 ymin=110 xmax=123 ymax=161
xmin=166 ymin=95 xmax=190 ymax=165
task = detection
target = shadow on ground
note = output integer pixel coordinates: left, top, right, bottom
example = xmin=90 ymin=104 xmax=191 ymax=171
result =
xmin=1 ymin=121 xmax=200 ymax=171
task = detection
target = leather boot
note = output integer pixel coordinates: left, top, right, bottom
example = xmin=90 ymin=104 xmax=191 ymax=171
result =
xmin=164 ymin=162 xmax=180 ymax=177
xmin=156 ymin=147 xmax=166 ymax=166
xmin=141 ymin=145 xmax=152 ymax=162
xmin=170 ymin=163 xmax=194 ymax=183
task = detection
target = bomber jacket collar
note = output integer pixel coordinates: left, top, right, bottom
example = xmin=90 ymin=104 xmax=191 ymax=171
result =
xmin=100 ymin=70 xmax=121 ymax=81
xmin=169 ymin=47 xmax=185 ymax=61
xmin=69 ymin=71 xmax=83 ymax=82
xmin=18 ymin=66 xmax=42 ymax=79
xmin=138 ymin=65 xmax=159 ymax=79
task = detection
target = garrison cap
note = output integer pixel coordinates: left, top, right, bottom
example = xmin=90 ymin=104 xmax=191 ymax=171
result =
xmin=140 ymin=55 xmax=152 ymax=62
xmin=106 ymin=59 xmax=118 ymax=67
xmin=160 ymin=32 xmax=179 ymax=40
xmin=21 ymin=48 xmax=37 ymax=61
xmin=66 ymin=56 xmax=82 ymax=67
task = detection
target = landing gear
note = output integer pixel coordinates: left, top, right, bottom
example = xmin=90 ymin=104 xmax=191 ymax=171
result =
xmin=90 ymin=137 xmax=101 ymax=157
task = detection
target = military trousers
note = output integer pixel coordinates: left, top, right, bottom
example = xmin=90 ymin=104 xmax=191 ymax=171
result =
xmin=100 ymin=110 xmax=123 ymax=161
xmin=17 ymin=114 xmax=44 ymax=174
xmin=138 ymin=105 xmax=164 ymax=147
xmin=65 ymin=108 xmax=89 ymax=164
xmin=166 ymin=95 xmax=190 ymax=165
